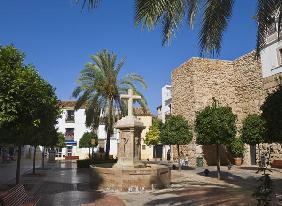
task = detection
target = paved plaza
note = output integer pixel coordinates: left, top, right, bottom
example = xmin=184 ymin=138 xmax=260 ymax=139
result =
xmin=1 ymin=161 xmax=281 ymax=205
xmin=0 ymin=158 xmax=41 ymax=185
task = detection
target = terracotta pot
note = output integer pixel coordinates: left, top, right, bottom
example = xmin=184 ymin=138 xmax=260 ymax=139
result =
xmin=234 ymin=157 xmax=242 ymax=166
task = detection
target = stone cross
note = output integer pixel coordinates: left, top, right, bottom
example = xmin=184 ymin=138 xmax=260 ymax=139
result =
xmin=120 ymin=89 xmax=141 ymax=116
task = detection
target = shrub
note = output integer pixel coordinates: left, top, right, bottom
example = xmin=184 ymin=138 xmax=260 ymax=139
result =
xmin=229 ymin=138 xmax=245 ymax=157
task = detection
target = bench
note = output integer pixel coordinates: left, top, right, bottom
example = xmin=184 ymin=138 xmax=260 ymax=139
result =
xmin=271 ymin=160 xmax=282 ymax=169
xmin=0 ymin=185 xmax=39 ymax=206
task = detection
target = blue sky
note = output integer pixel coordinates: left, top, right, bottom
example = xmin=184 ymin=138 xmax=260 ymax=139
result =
xmin=0 ymin=0 xmax=258 ymax=114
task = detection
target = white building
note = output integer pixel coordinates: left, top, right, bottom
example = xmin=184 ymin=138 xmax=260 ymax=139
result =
xmin=56 ymin=101 xmax=118 ymax=160
xmin=260 ymin=12 xmax=282 ymax=78
xmin=161 ymin=85 xmax=172 ymax=123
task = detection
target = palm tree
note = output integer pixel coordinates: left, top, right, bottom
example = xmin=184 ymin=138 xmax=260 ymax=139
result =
xmin=78 ymin=0 xmax=282 ymax=56
xmin=73 ymin=49 xmax=148 ymax=159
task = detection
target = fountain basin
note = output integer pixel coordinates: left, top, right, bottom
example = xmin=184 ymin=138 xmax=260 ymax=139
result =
xmin=90 ymin=163 xmax=171 ymax=191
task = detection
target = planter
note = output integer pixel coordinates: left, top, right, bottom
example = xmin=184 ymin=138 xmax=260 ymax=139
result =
xmin=234 ymin=157 xmax=242 ymax=166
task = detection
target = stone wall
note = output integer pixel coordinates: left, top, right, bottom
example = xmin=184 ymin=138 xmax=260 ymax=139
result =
xmin=171 ymin=52 xmax=267 ymax=166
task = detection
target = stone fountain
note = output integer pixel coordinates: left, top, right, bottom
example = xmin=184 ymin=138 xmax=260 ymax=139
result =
xmin=90 ymin=89 xmax=171 ymax=192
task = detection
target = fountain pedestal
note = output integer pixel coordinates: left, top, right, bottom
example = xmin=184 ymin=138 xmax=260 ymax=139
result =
xmin=113 ymin=116 xmax=145 ymax=169
xmin=90 ymin=89 xmax=170 ymax=191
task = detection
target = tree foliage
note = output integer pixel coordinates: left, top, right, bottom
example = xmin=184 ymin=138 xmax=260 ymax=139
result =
xmin=79 ymin=132 xmax=97 ymax=148
xmin=73 ymin=49 xmax=148 ymax=159
xmin=195 ymin=99 xmax=236 ymax=179
xmin=144 ymin=125 xmax=160 ymax=146
xmin=229 ymin=137 xmax=245 ymax=157
xmin=195 ymin=101 xmax=237 ymax=146
xmin=0 ymin=45 xmax=60 ymax=183
xmin=261 ymin=86 xmax=282 ymax=143
xmin=160 ymin=115 xmax=192 ymax=146
xmin=56 ymin=132 xmax=66 ymax=148
xmin=241 ymin=114 xmax=266 ymax=145
xmin=80 ymin=0 xmax=282 ymax=56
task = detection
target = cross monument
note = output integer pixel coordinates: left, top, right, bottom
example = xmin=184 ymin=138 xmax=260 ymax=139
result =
xmin=114 ymin=88 xmax=145 ymax=168
xmin=120 ymin=89 xmax=141 ymax=117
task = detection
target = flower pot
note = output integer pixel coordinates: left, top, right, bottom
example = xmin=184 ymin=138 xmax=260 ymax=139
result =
xmin=234 ymin=157 xmax=242 ymax=166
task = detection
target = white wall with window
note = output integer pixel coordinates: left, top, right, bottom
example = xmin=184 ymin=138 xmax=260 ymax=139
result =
xmin=56 ymin=102 xmax=118 ymax=160
xmin=260 ymin=12 xmax=282 ymax=78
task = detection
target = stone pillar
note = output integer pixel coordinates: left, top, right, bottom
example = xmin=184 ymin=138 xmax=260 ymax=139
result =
xmin=113 ymin=116 xmax=146 ymax=168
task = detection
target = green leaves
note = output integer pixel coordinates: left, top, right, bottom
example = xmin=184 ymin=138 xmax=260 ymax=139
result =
xmin=144 ymin=118 xmax=163 ymax=146
xmin=79 ymin=132 xmax=97 ymax=148
xmin=0 ymin=45 xmax=61 ymax=146
xmin=195 ymin=100 xmax=237 ymax=145
xmin=160 ymin=115 xmax=192 ymax=146
xmin=241 ymin=114 xmax=266 ymax=145
xmin=229 ymin=137 xmax=245 ymax=157
xmin=261 ymin=86 xmax=282 ymax=143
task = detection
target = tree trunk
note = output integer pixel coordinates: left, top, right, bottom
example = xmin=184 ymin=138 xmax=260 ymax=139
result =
xmin=42 ymin=146 xmax=45 ymax=169
xmin=16 ymin=145 xmax=22 ymax=184
xmin=105 ymin=98 xmax=113 ymax=160
xmin=216 ymin=144 xmax=221 ymax=180
xmin=177 ymin=144 xmax=181 ymax=171
xmin=88 ymin=147 xmax=91 ymax=159
xmin=32 ymin=145 xmax=37 ymax=174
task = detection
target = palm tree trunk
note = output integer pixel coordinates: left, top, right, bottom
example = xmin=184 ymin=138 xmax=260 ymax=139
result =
xmin=177 ymin=144 xmax=181 ymax=172
xmin=105 ymin=98 xmax=113 ymax=160
xmin=33 ymin=145 xmax=37 ymax=174
xmin=16 ymin=145 xmax=22 ymax=184
xmin=216 ymin=144 xmax=221 ymax=180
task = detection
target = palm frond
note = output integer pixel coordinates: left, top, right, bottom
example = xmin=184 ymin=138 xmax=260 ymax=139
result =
xmin=200 ymin=0 xmax=234 ymax=56
xmin=256 ymin=0 xmax=281 ymax=56
xmin=74 ymin=90 xmax=91 ymax=110
xmin=76 ymin=0 xmax=101 ymax=9
xmin=120 ymin=73 xmax=148 ymax=89
xmin=187 ymin=0 xmax=199 ymax=28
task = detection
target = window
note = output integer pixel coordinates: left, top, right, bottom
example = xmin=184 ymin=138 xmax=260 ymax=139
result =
xmin=67 ymin=146 xmax=72 ymax=156
xmin=142 ymin=145 xmax=146 ymax=150
xmin=65 ymin=110 xmax=75 ymax=122
xmin=65 ymin=128 xmax=74 ymax=141
xmin=55 ymin=148 xmax=62 ymax=157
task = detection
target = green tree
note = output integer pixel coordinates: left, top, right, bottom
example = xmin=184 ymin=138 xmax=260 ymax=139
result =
xmin=80 ymin=0 xmax=281 ymax=56
xmin=261 ymin=86 xmax=282 ymax=143
xmin=241 ymin=114 xmax=266 ymax=146
xmin=0 ymin=45 xmax=60 ymax=183
xmin=160 ymin=115 xmax=192 ymax=171
xmin=79 ymin=132 xmax=97 ymax=158
xmin=229 ymin=137 xmax=245 ymax=157
xmin=73 ymin=49 xmax=147 ymax=159
xmin=195 ymin=99 xmax=236 ymax=179
xmin=56 ymin=132 xmax=66 ymax=148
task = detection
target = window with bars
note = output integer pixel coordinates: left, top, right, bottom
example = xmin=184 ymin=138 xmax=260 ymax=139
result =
xmin=65 ymin=110 xmax=75 ymax=122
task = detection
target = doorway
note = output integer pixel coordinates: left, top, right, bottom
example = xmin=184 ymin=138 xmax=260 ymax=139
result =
xmin=250 ymin=145 xmax=256 ymax=165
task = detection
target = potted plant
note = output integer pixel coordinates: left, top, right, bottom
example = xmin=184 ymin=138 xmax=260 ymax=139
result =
xmin=229 ymin=138 xmax=245 ymax=166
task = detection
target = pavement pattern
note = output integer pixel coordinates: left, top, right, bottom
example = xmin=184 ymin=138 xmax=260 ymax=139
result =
xmin=1 ymin=160 xmax=282 ymax=206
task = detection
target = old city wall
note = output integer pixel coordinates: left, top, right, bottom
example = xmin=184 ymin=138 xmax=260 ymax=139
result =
xmin=171 ymin=52 xmax=278 ymax=166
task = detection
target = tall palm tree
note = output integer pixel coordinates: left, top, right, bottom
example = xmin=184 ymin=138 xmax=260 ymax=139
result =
xmin=78 ymin=0 xmax=282 ymax=56
xmin=73 ymin=49 xmax=148 ymax=159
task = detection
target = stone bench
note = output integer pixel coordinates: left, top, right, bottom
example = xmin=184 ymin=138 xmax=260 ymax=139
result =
xmin=271 ymin=160 xmax=282 ymax=169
